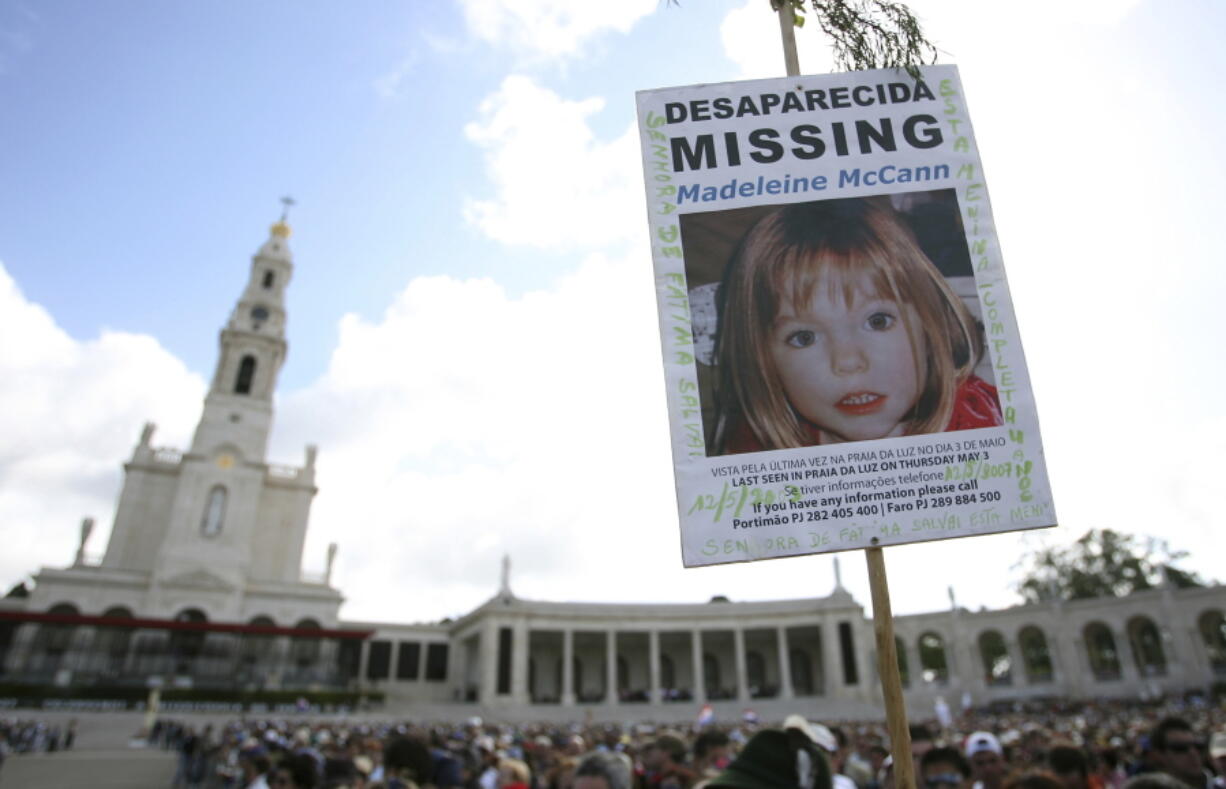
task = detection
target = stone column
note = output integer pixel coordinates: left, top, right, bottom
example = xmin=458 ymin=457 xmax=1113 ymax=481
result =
xmin=357 ymin=639 xmax=371 ymax=686
xmin=734 ymin=628 xmax=749 ymax=702
xmin=511 ymin=621 xmax=530 ymax=705
xmin=562 ymin=630 xmax=575 ymax=706
xmin=606 ymin=630 xmax=618 ymax=706
xmin=777 ymin=627 xmax=794 ymax=699
xmin=649 ymin=630 xmax=661 ymax=705
xmin=692 ymin=629 xmax=706 ymax=704
xmin=1073 ymin=635 xmax=1094 ymax=684
xmin=480 ymin=620 xmax=499 ymax=704
xmin=1049 ymin=631 xmax=1077 ymax=696
xmin=820 ymin=620 xmax=843 ymax=697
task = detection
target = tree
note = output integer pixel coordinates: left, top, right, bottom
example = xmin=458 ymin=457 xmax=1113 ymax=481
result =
xmin=771 ymin=0 xmax=938 ymax=77
xmin=1014 ymin=529 xmax=1206 ymax=604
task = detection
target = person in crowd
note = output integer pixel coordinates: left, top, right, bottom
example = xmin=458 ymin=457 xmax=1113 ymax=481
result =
xmin=707 ymin=728 xmax=832 ymax=789
xmin=1149 ymin=718 xmax=1210 ymax=789
xmin=1048 ymin=744 xmax=1094 ymax=789
xmin=966 ymin=732 xmax=1007 ymax=789
xmin=271 ymin=752 xmax=322 ymax=789
xmin=1003 ymin=773 xmax=1064 ymax=789
xmin=921 ymin=747 xmax=973 ymax=789
xmin=240 ymin=743 xmax=273 ymax=789
xmin=639 ymin=734 xmax=694 ymax=789
xmin=1208 ymin=732 xmax=1226 ymax=789
xmin=500 ymin=757 xmax=532 ymax=789
xmin=576 ymin=751 xmax=634 ymax=789
xmin=912 ymin=725 xmax=938 ymax=778
xmin=693 ymin=730 xmax=732 ymax=785
xmin=1122 ymin=775 xmax=1193 ymax=789
xmin=383 ymin=735 xmax=436 ymax=789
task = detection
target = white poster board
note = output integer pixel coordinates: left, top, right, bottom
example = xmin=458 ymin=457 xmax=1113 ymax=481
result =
xmin=636 ymin=65 xmax=1056 ymax=567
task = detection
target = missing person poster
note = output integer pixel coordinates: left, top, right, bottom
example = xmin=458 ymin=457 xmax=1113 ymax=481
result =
xmin=636 ymin=65 xmax=1056 ymax=567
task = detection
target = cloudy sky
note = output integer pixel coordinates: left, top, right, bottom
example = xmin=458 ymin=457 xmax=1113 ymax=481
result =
xmin=1 ymin=0 xmax=1223 ymax=625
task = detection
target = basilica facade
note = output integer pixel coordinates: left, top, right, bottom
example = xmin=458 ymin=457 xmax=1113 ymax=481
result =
xmin=1 ymin=219 xmax=1224 ymax=719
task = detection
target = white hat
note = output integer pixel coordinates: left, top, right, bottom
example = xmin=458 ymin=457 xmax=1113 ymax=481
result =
xmin=965 ymin=732 xmax=1003 ymax=757
xmin=783 ymin=715 xmax=839 ymax=753
xmin=1209 ymin=731 xmax=1226 ymax=760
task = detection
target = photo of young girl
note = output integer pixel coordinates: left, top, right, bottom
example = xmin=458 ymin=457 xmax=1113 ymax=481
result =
xmin=682 ymin=191 xmax=1002 ymax=456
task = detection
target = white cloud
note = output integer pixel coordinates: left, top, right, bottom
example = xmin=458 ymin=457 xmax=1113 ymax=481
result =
xmin=373 ymin=53 xmax=420 ymax=100
xmin=458 ymin=0 xmax=658 ymax=60
xmin=0 ymin=263 xmax=204 ymax=589
xmin=273 ymin=249 xmax=685 ymax=621
xmin=721 ymin=0 xmax=835 ymax=80
xmin=463 ymin=75 xmax=642 ymax=250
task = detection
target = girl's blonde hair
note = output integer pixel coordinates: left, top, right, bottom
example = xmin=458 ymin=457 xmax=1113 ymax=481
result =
xmin=713 ymin=196 xmax=983 ymax=452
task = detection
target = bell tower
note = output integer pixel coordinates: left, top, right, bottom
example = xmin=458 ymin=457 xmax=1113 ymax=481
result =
xmin=189 ymin=198 xmax=294 ymax=462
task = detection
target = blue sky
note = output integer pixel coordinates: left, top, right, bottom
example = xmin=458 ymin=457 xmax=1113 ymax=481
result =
xmin=2 ymin=0 xmax=1224 ymax=624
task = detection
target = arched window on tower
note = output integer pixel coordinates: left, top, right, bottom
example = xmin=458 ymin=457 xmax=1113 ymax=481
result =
xmin=201 ymin=486 xmax=227 ymax=538
xmin=235 ymin=355 xmax=257 ymax=395
xmin=262 ymin=270 xmax=275 ymax=289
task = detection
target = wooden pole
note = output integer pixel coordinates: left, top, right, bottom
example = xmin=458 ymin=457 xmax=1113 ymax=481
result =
xmin=867 ymin=546 xmax=916 ymax=789
xmin=774 ymin=8 xmax=914 ymax=786
xmin=777 ymin=2 xmax=801 ymax=77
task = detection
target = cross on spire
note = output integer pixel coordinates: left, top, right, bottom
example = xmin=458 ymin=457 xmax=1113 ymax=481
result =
xmin=279 ymin=195 xmax=296 ymax=222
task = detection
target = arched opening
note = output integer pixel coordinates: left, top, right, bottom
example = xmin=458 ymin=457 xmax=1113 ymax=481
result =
xmin=789 ymin=648 xmax=814 ymax=696
xmin=32 ymin=603 xmax=80 ymax=674
xmin=240 ymin=616 xmax=276 ymax=680
xmin=1018 ymin=625 xmax=1053 ymax=683
xmin=1084 ymin=621 xmax=1121 ymax=681
xmin=169 ymin=608 xmax=208 ymax=675
xmin=1198 ymin=610 xmax=1226 ymax=675
xmin=918 ymin=631 xmax=949 ymax=684
xmin=96 ymin=606 xmax=134 ymax=675
xmin=703 ymin=652 xmax=722 ymax=698
xmin=200 ymin=485 xmax=227 ymax=537
xmin=1127 ymin=616 xmax=1167 ymax=676
xmin=978 ymin=630 xmax=1012 ymax=685
xmin=895 ymin=636 xmax=910 ymax=687
xmin=235 ymin=355 xmax=257 ymax=395
xmin=290 ymin=618 xmax=322 ymax=677
xmin=262 ymin=270 xmax=275 ymax=289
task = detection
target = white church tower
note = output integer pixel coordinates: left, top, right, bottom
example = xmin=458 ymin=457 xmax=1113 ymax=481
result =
xmin=29 ymin=205 xmax=343 ymax=626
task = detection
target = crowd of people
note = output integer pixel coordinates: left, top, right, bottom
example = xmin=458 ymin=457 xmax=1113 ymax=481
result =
xmin=126 ymin=697 xmax=1226 ymax=789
